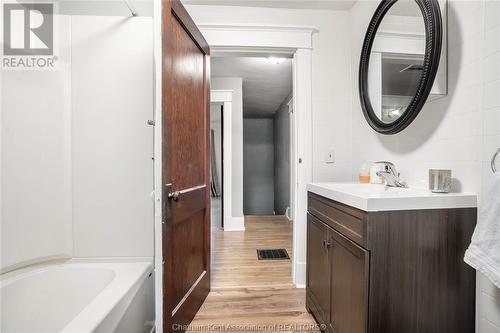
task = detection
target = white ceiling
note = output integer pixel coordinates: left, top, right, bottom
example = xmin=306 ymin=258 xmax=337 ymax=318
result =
xmin=57 ymin=1 xmax=153 ymax=17
xmin=182 ymin=0 xmax=357 ymax=11
xmin=211 ymin=57 xmax=293 ymax=118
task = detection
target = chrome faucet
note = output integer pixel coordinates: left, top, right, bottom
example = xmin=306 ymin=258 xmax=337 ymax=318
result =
xmin=375 ymin=161 xmax=408 ymax=188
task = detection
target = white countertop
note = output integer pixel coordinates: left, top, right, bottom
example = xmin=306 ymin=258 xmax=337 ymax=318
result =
xmin=307 ymin=182 xmax=477 ymax=212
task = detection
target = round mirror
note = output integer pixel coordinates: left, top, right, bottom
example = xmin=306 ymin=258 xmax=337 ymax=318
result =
xmin=359 ymin=0 xmax=443 ymax=134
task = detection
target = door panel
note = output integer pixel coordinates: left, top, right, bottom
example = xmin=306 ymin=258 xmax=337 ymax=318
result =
xmin=162 ymin=0 xmax=211 ymax=332
xmin=171 ymin=16 xmax=205 ymax=190
xmin=329 ymin=228 xmax=369 ymax=333
xmin=172 ymin=210 xmax=206 ymax=306
xmin=306 ymin=214 xmax=331 ymax=326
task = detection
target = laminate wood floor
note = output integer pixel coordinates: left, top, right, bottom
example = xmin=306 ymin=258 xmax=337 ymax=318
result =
xmin=187 ymin=199 xmax=319 ymax=332
xmin=212 ymin=213 xmax=294 ymax=289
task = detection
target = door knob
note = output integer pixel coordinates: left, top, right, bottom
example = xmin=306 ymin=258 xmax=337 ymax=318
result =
xmin=322 ymin=240 xmax=332 ymax=248
xmin=168 ymin=191 xmax=181 ymax=201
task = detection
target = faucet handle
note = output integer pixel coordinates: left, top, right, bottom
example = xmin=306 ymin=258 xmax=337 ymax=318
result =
xmin=374 ymin=161 xmax=397 ymax=174
xmin=374 ymin=161 xmax=395 ymax=167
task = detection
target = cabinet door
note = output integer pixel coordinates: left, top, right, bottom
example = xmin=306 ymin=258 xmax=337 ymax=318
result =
xmin=329 ymin=228 xmax=369 ymax=333
xmin=306 ymin=214 xmax=331 ymax=326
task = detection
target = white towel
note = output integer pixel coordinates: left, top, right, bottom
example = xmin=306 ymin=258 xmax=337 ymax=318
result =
xmin=464 ymin=172 xmax=500 ymax=289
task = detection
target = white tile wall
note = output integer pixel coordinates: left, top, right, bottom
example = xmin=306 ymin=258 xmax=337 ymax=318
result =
xmin=349 ymin=1 xmax=500 ymax=332
xmin=479 ymin=0 xmax=500 ymax=330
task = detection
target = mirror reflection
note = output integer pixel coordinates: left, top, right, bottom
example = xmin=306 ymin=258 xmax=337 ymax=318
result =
xmin=368 ymin=0 xmax=425 ymax=123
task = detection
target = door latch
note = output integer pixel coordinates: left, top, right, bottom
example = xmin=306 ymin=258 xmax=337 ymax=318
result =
xmin=165 ymin=183 xmax=180 ymax=202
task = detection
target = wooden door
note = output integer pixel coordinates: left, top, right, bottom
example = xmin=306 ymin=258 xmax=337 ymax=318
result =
xmin=329 ymin=228 xmax=369 ymax=333
xmin=162 ymin=1 xmax=211 ymax=332
xmin=306 ymin=214 xmax=331 ymax=326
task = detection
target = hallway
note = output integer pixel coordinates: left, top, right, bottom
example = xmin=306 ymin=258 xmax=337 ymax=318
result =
xmin=188 ymin=199 xmax=319 ymax=332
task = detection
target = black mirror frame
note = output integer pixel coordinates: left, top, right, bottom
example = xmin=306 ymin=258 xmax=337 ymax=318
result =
xmin=359 ymin=0 xmax=443 ymax=135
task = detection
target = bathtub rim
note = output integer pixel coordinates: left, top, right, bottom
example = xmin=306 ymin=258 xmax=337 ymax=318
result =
xmin=1 ymin=257 xmax=154 ymax=333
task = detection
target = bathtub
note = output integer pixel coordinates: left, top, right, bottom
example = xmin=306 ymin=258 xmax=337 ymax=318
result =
xmin=0 ymin=259 xmax=154 ymax=333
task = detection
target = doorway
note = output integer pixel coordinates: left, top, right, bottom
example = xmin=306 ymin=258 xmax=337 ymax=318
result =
xmin=208 ymin=55 xmax=294 ymax=289
xmin=210 ymin=103 xmax=224 ymax=230
xmin=155 ymin=18 xmax=315 ymax=328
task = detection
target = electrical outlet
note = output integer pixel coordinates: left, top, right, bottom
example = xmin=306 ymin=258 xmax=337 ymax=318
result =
xmin=325 ymin=149 xmax=335 ymax=164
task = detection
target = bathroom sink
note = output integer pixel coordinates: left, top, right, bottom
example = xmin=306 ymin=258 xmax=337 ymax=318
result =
xmin=307 ymin=182 xmax=477 ymax=212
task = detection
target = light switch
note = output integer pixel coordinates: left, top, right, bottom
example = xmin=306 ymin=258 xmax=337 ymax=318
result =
xmin=325 ymin=149 xmax=335 ymax=164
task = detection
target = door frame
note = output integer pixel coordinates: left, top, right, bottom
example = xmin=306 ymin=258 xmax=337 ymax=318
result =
xmin=287 ymin=97 xmax=295 ymax=223
xmin=153 ymin=0 xmax=163 ymax=331
xmin=199 ymin=23 xmax=315 ymax=289
xmin=210 ymin=90 xmax=240 ymax=231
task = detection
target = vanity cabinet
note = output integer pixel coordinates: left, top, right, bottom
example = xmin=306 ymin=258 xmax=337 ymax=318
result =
xmin=306 ymin=192 xmax=476 ymax=333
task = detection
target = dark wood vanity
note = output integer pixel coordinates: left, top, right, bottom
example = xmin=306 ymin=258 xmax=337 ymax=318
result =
xmin=306 ymin=192 xmax=477 ymax=333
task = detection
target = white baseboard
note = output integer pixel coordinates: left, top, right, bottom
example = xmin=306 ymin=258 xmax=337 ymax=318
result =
xmin=295 ymin=283 xmax=306 ymax=289
xmin=223 ymin=216 xmax=245 ymax=231
xmin=294 ymin=261 xmax=307 ymax=287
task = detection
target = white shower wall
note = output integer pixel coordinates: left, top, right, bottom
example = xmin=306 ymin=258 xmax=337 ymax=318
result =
xmin=1 ymin=14 xmax=154 ymax=271
xmin=1 ymin=16 xmax=73 ymax=270
xmin=71 ymin=16 xmax=154 ymax=258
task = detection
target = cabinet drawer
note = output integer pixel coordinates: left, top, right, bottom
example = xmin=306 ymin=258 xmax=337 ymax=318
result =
xmin=308 ymin=192 xmax=367 ymax=247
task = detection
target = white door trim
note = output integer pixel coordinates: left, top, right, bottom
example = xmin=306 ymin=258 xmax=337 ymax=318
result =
xmin=211 ymin=90 xmax=245 ymax=231
xmin=198 ymin=24 xmax=316 ymax=50
xmin=153 ymin=0 xmax=163 ymax=331
xmin=200 ymin=23 xmax=315 ymax=288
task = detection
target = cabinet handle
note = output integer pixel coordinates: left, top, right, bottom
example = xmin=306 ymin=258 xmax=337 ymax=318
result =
xmin=322 ymin=239 xmax=332 ymax=248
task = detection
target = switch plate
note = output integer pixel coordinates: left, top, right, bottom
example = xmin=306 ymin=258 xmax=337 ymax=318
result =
xmin=325 ymin=149 xmax=335 ymax=164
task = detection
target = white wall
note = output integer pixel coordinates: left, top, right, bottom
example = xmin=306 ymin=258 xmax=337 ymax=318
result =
xmin=71 ymin=16 xmax=154 ymax=257
xmin=211 ymin=77 xmax=244 ymax=218
xmin=1 ymin=17 xmax=73 ymax=271
xmin=1 ymin=14 xmax=154 ymax=271
xmin=349 ymin=1 xmax=500 ymax=332
xmin=190 ymin=2 xmax=500 ymax=329
xmin=478 ymin=1 xmax=500 ymax=331
xmin=210 ymin=105 xmax=222 ymax=194
xmin=185 ymin=5 xmax=353 ymax=183
xmin=274 ymin=94 xmax=292 ymax=215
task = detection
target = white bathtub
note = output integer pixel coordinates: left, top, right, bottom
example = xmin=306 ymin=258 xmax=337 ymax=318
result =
xmin=0 ymin=259 xmax=154 ymax=333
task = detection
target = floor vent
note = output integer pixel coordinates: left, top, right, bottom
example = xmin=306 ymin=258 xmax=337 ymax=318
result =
xmin=257 ymin=249 xmax=290 ymax=260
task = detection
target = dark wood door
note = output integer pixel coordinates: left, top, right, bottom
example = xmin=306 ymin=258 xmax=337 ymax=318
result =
xmin=329 ymin=228 xmax=369 ymax=333
xmin=162 ymin=1 xmax=211 ymax=332
xmin=306 ymin=214 xmax=331 ymax=326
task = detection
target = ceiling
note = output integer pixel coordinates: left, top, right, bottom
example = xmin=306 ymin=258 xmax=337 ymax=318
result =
xmin=211 ymin=57 xmax=293 ymax=118
xmin=56 ymin=1 xmax=153 ymax=17
xmin=182 ymin=0 xmax=357 ymax=11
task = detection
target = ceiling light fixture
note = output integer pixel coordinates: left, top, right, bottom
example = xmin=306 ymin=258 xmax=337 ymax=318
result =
xmin=268 ymin=57 xmax=286 ymax=65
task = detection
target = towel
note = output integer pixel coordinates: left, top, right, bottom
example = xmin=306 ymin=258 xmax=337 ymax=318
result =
xmin=464 ymin=172 xmax=500 ymax=289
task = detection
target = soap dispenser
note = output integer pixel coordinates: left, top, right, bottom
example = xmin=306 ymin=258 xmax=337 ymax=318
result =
xmin=359 ymin=163 xmax=371 ymax=183
xmin=370 ymin=162 xmax=384 ymax=184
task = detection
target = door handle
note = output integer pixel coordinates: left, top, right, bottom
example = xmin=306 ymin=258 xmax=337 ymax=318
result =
xmin=322 ymin=239 xmax=332 ymax=249
xmin=165 ymin=184 xmax=206 ymax=203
